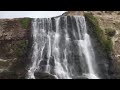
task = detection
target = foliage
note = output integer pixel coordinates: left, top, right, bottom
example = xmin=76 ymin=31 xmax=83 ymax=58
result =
xmin=19 ymin=18 xmax=31 ymax=29
xmin=85 ymin=13 xmax=113 ymax=54
xmin=14 ymin=40 xmax=28 ymax=57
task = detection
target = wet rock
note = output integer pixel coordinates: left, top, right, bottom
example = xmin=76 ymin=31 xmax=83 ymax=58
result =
xmin=72 ymin=76 xmax=88 ymax=79
xmin=34 ymin=71 xmax=56 ymax=79
xmin=49 ymin=55 xmax=55 ymax=66
xmin=0 ymin=71 xmax=18 ymax=79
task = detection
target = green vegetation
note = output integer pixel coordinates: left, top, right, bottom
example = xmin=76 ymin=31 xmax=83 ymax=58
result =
xmin=14 ymin=40 xmax=28 ymax=57
xmin=85 ymin=13 xmax=113 ymax=54
xmin=19 ymin=18 xmax=31 ymax=29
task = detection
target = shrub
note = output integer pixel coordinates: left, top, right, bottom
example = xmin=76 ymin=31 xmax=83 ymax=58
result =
xmin=85 ymin=13 xmax=113 ymax=54
xmin=19 ymin=18 xmax=31 ymax=29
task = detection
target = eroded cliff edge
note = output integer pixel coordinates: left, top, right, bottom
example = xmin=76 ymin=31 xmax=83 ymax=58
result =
xmin=0 ymin=18 xmax=32 ymax=79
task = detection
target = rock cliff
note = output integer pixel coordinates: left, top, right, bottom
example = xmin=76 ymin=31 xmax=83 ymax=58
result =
xmin=0 ymin=18 xmax=31 ymax=79
xmin=63 ymin=11 xmax=120 ymax=78
xmin=0 ymin=11 xmax=120 ymax=79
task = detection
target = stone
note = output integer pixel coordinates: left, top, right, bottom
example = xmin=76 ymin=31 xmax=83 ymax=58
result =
xmin=107 ymin=30 xmax=116 ymax=37
xmin=34 ymin=71 xmax=56 ymax=79
xmin=0 ymin=71 xmax=18 ymax=79
xmin=72 ymin=76 xmax=88 ymax=79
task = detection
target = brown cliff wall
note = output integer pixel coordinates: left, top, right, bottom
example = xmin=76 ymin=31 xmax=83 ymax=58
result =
xmin=0 ymin=18 xmax=31 ymax=79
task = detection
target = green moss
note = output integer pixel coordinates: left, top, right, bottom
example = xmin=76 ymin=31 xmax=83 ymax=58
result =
xmin=19 ymin=18 xmax=31 ymax=29
xmin=14 ymin=40 xmax=28 ymax=57
xmin=85 ymin=13 xmax=113 ymax=54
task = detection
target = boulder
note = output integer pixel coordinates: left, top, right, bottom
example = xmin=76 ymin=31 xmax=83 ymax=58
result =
xmin=34 ymin=71 xmax=56 ymax=79
xmin=0 ymin=71 xmax=18 ymax=79
xmin=72 ymin=76 xmax=88 ymax=79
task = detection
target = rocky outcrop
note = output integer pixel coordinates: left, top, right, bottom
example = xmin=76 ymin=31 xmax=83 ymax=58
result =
xmin=0 ymin=18 xmax=31 ymax=79
xmin=0 ymin=19 xmax=27 ymax=40
xmin=63 ymin=11 xmax=84 ymax=16
xmin=34 ymin=71 xmax=56 ymax=79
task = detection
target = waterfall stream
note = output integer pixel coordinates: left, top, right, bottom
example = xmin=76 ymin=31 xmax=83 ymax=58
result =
xmin=27 ymin=16 xmax=99 ymax=79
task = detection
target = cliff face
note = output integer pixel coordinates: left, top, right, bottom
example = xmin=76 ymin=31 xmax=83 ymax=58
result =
xmin=0 ymin=18 xmax=31 ymax=79
xmin=63 ymin=11 xmax=120 ymax=78
xmin=85 ymin=12 xmax=120 ymax=78
xmin=90 ymin=11 xmax=120 ymax=62
xmin=0 ymin=11 xmax=120 ymax=79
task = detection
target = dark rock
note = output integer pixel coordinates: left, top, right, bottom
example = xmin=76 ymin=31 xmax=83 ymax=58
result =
xmin=107 ymin=30 xmax=116 ymax=37
xmin=67 ymin=16 xmax=76 ymax=40
xmin=49 ymin=55 xmax=55 ymax=66
xmin=34 ymin=71 xmax=56 ymax=79
xmin=0 ymin=71 xmax=18 ymax=79
xmin=72 ymin=76 xmax=88 ymax=79
xmin=51 ymin=18 xmax=56 ymax=32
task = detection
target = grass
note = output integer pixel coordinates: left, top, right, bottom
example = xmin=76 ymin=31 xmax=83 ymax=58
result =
xmin=85 ymin=12 xmax=113 ymax=54
xmin=19 ymin=18 xmax=31 ymax=29
xmin=14 ymin=40 xmax=28 ymax=57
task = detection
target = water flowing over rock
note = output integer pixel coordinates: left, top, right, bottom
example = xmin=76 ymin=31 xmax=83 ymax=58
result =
xmin=27 ymin=16 xmax=100 ymax=79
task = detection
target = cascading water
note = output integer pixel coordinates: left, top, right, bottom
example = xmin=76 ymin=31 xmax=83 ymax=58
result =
xmin=27 ymin=16 xmax=100 ymax=79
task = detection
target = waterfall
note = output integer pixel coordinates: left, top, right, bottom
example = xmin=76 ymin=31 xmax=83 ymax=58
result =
xmin=27 ymin=16 xmax=99 ymax=79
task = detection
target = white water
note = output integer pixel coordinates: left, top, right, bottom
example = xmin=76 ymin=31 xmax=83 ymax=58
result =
xmin=27 ymin=16 xmax=99 ymax=79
